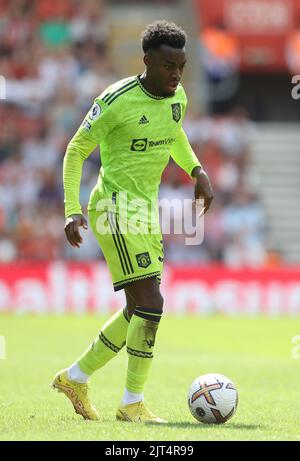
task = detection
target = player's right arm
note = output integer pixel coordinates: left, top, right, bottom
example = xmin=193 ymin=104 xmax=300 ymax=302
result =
xmin=63 ymin=132 xmax=97 ymax=247
xmin=63 ymin=97 xmax=116 ymax=247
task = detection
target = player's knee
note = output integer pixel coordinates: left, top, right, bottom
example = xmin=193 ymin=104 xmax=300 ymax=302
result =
xmin=127 ymin=280 xmax=164 ymax=311
xmin=134 ymin=294 xmax=163 ymax=311
xmin=153 ymin=291 xmax=164 ymax=310
xmin=143 ymin=288 xmax=164 ymax=311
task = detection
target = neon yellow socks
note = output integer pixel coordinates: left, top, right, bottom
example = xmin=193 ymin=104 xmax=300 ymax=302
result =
xmin=125 ymin=306 xmax=162 ymax=394
xmin=77 ymin=307 xmax=130 ymax=376
xmin=69 ymin=304 xmax=162 ymax=400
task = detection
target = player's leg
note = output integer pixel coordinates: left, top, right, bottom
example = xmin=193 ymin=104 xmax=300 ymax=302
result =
xmin=73 ymin=289 xmax=135 ymax=378
xmin=117 ymin=276 xmax=166 ymax=423
xmin=52 ymin=289 xmax=135 ymax=420
xmin=76 ymin=289 xmax=136 ymax=377
xmin=52 ymin=204 xmax=138 ymax=420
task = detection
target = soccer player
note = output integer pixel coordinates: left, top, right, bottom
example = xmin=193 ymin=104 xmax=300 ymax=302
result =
xmin=52 ymin=21 xmax=214 ymax=423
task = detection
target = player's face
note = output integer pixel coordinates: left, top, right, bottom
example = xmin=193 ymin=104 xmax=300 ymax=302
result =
xmin=145 ymin=45 xmax=186 ymax=97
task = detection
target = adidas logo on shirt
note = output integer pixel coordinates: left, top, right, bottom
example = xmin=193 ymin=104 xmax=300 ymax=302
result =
xmin=139 ymin=115 xmax=149 ymax=125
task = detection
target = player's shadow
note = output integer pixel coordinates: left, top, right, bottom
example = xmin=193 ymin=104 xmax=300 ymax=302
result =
xmin=148 ymin=422 xmax=265 ymax=430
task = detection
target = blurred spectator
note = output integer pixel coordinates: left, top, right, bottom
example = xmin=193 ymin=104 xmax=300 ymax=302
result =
xmin=222 ymin=187 xmax=266 ymax=267
xmin=201 ymin=22 xmax=240 ymax=82
xmin=200 ymin=22 xmax=240 ymax=113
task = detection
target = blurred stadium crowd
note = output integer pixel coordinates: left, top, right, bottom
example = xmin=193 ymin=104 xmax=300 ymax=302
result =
xmin=0 ymin=0 xmax=268 ymax=267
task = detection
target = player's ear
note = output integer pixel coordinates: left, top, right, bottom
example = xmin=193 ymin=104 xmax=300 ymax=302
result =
xmin=143 ymin=53 xmax=150 ymax=66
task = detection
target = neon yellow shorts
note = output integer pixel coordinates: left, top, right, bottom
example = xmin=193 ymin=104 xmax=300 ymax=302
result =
xmin=88 ymin=191 xmax=163 ymax=292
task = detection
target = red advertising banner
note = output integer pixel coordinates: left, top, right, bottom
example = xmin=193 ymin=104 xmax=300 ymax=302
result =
xmin=195 ymin=0 xmax=300 ymax=71
xmin=0 ymin=262 xmax=300 ymax=316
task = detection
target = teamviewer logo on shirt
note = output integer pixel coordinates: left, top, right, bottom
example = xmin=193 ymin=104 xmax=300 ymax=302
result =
xmin=131 ymin=138 xmax=148 ymax=151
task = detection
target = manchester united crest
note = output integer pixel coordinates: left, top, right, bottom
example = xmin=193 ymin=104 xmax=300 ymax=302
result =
xmin=136 ymin=252 xmax=151 ymax=268
xmin=171 ymin=103 xmax=181 ymax=123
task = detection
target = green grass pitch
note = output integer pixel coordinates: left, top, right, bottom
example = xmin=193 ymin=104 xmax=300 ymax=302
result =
xmin=0 ymin=313 xmax=300 ymax=441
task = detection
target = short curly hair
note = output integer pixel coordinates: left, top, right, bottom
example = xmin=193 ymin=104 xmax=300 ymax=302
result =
xmin=141 ymin=20 xmax=187 ymax=53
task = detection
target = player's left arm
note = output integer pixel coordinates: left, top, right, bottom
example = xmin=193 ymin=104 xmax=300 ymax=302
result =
xmin=170 ymin=127 xmax=214 ymax=214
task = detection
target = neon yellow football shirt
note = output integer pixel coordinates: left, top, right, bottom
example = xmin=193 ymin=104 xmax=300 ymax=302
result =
xmin=63 ymin=75 xmax=201 ymax=219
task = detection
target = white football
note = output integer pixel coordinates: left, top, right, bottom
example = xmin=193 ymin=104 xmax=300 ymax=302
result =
xmin=188 ymin=373 xmax=238 ymax=424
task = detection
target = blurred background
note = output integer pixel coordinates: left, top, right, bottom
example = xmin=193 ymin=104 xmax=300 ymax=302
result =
xmin=0 ymin=0 xmax=300 ymax=315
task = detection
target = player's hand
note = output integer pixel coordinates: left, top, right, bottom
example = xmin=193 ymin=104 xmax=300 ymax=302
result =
xmin=64 ymin=214 xmax=88 ymax=248
xmin=192 ymin=167 xmax=214 ymax=216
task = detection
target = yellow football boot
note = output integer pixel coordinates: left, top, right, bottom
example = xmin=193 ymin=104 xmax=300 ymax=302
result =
xmin=116 ymin=401 xmax=167 ymax=423
xmin=51 ymin=369 xmax=99 ymax=421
